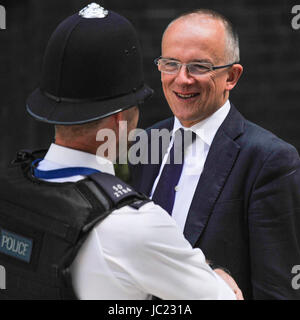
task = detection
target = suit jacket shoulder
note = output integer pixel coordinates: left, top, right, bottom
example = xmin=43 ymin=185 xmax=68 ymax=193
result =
xmin=146 ymin=117 xmax=174 ymax=133
xmin=221 ymin=104 xmax=299 ymax=164
xmin=241 ymin=119 xmax=298 ymax=156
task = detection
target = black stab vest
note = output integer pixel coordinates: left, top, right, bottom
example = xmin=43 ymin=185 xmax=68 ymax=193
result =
xmin=0 ymin=150 xmax=149 ymax=300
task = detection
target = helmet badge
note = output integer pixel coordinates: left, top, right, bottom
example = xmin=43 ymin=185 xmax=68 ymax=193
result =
xmin=79 ymin=3 xmax=108 ymax=19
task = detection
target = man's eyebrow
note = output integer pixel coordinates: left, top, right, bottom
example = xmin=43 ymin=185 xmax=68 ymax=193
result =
xmin=191 ymin=59 xmax=213 ymax=64
xmin=160 ymin=56 xmax=180 ymax=61
xmin=161 ymin=57 xmax=213 ymax=64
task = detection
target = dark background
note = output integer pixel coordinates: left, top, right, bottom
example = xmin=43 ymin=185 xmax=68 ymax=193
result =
xmin=0 ymin=0 xmax=299 ymax=168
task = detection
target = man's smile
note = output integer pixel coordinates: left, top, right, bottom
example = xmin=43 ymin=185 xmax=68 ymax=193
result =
xmin=174 ymin=91 xmax=200 ymax=100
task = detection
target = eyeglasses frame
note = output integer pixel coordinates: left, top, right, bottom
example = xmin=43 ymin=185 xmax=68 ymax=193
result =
xmin=154 ymin=56 xmax=238 ymax=75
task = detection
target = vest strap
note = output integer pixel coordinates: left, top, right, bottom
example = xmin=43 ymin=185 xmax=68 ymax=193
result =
xmin=88 ymin=172 xmax=150 ymax=208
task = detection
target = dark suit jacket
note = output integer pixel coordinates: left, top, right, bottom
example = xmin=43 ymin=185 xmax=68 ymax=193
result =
xmin=130 ymin=104 xmax=300 ymax=300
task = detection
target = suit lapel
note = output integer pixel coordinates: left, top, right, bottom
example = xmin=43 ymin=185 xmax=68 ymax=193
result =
xmin=140 ymin=163 xmax=161 ymax=196
xmin=183 ymin=105 xmax=245 ymax=246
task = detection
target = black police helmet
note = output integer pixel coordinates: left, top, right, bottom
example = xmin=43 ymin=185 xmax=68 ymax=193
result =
xmin=26 ymin=3 xmax=153 ymax=125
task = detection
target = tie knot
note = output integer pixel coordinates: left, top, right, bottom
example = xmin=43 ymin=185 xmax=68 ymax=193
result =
xmin=173 ymin=128 xmax=196 ymax=148
xmin=170 ymin=129 xmax=196 ymax=165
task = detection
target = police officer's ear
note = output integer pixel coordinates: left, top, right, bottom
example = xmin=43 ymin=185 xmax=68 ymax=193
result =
xmin=107 ymin=110 xmax=127 ymax=134
xmin=113 ymin=107 xmax=139 ymax=125
xmin=225 ymin=63 xmax=243 ymax=91
xmin=111 ymin=111 xmax=124 ymax=126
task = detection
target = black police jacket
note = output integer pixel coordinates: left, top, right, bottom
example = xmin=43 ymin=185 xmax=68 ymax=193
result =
xmin=0 ymin=150 xmax=148 ymax=300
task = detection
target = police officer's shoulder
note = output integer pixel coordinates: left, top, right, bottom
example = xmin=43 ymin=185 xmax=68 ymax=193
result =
xmin=93 ymin=199 xmax=176 ymax=254
xmin=77 ymin=171 xmax=151 ymax=218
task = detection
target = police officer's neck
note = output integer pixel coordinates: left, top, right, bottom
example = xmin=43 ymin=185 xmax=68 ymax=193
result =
xmin=55 ymin=139 xmax=98 ymax=156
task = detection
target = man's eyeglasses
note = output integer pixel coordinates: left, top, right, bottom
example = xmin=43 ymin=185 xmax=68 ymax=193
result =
xmin=154 ymin=57 xmax=237 ymax=76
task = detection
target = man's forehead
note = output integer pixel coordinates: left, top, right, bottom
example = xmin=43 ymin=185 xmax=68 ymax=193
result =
xmin=162 ymin=15 xmax=226 ymax=52
xmin=164 ymin=14 xmax=225 ymax=40
xmin=161 ymin=15 xmax=226 ymax=63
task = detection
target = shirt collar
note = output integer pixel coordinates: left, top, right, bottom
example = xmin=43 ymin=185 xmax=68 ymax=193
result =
xmin=173 ymin=100 xmax=231 ymax=146
xmin=44 ymin=143 xmax=115 ymax=175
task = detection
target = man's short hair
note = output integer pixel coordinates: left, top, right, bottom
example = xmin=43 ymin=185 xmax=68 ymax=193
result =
xmin=55 ymin=118 xmax=104 ymax=142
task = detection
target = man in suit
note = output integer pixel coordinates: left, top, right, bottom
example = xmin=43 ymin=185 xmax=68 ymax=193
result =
xmin=130 ymin=9 xmax=300 ymax=299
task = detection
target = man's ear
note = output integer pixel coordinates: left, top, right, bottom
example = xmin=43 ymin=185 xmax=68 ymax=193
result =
xmin=114 ymin=110 xmax=127 ymax=127
xmin=226 ymin=64 xmax=243 ymax=91
xmin=108 ymin=111 xmax=124 ymax=130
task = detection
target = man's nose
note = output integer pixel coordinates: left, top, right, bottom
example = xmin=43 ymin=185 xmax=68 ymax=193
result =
xmin=174 ymin=65 xmax=195 ymax=86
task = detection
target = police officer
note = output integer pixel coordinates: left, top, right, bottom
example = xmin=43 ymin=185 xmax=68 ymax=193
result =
xmin=0 ymin=3 xmax=240 ymax=300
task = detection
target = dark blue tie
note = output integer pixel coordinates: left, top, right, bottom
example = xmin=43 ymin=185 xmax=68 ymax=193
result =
xmin=152 ymin=129 xmax=195 ymax=215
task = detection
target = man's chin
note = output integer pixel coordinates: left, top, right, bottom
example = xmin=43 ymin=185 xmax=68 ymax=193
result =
xmin=175 ymin=115 xmax=204 ymax=128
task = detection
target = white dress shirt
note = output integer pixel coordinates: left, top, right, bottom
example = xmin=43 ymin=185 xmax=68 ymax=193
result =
xmin=151 ymin=100 xmax=231 ymax=231
xmin=38 ymin=143 xmax=235 ymax=300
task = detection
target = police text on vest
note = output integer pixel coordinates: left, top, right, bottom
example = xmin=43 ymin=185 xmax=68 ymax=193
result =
xmin=0 ymin=228 xmax=33 ymax=263
xmin=1 ymin=235 xmax=29 ymax=257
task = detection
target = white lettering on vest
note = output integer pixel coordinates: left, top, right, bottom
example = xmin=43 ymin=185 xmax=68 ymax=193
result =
xmin=1 ymin=235 xmax=29 ymax=256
